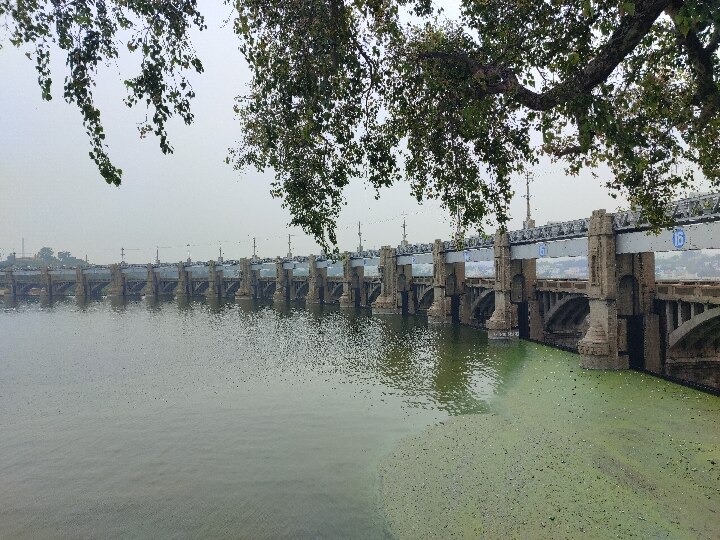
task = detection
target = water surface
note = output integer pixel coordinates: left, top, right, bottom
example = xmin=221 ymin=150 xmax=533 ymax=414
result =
xmin=1 ymin=298 xmax=718 ymax=539
xmin=0 ymin=298 xmax=511 ymax=538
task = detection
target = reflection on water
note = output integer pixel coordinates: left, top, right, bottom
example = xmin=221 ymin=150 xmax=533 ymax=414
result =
xmin=0 ymin=297 xmax=524 ymax=539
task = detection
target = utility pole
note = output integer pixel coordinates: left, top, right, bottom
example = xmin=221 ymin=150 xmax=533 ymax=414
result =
xmin=357 ymin=221 xmax=363 ymax=252
xmin=155 ymin=246 xmax=171 ymax=265
xmin=524 ymin=171 xmax=533 ymax=228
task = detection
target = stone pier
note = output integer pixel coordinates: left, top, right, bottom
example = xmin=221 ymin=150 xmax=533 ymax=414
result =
xmin=338 ymin=252 xmax=354 ymax=307
xmin=273 ymin=258 xmax=288 ymax=303
xmin=306 ymin=255 xmax=327 ymax=305
xmin=107 ymin=264 xmax=125 ymax=298
xmin=486 ymin=232 xmax=518 ymax=339
xmin=144 ymin=264 xmax=158 ymax=298
xmin=206 ymin=260 xmax=223 ymax=299
xmin=175 ymin=262 xmax=189 ymax=298
xmin=75 ymin=267 xmax=88 ymax=298
xmin=373 ymin=247 xmax=398 ymax=314
xmin=237 ymin=258 xmax=252 ymax=298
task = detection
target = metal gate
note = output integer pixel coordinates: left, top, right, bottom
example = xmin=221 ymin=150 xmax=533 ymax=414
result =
xmin=620 ymin=315 xmax=645 ymax=369
xmin=451 ymin=295 xmax=460 ymax=323
xmin=516 ymin=301 xmax=529 ymax=339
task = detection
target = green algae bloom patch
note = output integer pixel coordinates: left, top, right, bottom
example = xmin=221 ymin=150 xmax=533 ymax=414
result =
xmin=380 ymin=343 xmax=720 ymax=539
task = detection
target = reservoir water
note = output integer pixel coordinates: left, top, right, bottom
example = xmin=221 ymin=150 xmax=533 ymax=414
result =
xmin=1 ymin=298 xmax=718 ymax=539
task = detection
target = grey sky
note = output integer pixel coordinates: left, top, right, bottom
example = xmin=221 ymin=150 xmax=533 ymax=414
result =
xmin=0 ymin=4 xmax=670 ymax=264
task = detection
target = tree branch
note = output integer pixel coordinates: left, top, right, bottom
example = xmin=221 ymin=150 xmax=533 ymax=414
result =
xmin=666 ymin=0 xmax=720 ymax=123
xmin=420 ymin=0 xmax=672 ymax=111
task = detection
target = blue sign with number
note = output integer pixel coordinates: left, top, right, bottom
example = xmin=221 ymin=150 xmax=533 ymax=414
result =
xmin=672 ymin=228 xmax=686 ymax=250
xmin=538 ymin=243 xmax=547 ymax=257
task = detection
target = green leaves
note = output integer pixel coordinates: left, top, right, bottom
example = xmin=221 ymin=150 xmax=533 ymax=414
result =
xmin=3 ymin=0 xmax=720 ymax=244
xmin=2 ymin=0 xmax=206 ymax=186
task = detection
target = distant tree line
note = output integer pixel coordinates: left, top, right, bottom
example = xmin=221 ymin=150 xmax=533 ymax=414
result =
xmin=0 ymin=247 xmax=87 ymax=269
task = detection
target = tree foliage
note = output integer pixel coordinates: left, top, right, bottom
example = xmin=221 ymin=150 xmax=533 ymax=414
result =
xmin=2 ymin=0 xmax=719 ymax=250
xmin=36 ymin=246 xmax=54 ymax=262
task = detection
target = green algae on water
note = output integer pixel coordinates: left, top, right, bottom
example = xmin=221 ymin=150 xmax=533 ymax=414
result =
xmin=379 ymin=342 xmax=720 ymax=539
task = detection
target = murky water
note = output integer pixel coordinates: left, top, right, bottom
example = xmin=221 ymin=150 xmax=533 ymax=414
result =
xmin=1 ymin=298 xmax=718 ymax=539
xmin=0 ymin=298 xmax=510 ymax=538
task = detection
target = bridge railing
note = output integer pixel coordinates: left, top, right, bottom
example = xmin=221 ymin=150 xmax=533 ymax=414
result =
xmin=655 ymin=281 xmax=720 ymax=304
xmin=536 ymin=279 xmax=588 ymax=293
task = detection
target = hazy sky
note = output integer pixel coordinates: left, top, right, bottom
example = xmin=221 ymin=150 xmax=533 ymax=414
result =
xmin=0 ymin=3 xmax=662 ymax=264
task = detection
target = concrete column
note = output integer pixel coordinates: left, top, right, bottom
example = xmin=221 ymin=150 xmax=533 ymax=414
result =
xmin=578 ymin=210 xmax=620 ymax=369
xmin=175 ymin=262 xmax=189 ymax=298
xmin=40 ymin=267 xmax=52 ymax=299
xmin=144 ymin=264 xmax=158 ymax=298
xmin=355 ymin=265 xmax=366 ymax=306
xmin=428 ymin=240 xmax=449 ymax=323
xmin=5 ymin=270 xmax=16 ymax=299
xmin=487 ymin=231 xmax=518 ymax=339
xmin=273 ymin=258 xmax=287 ymax=303
xmin=284 ymin=263 xmax=293 ymax=302
xmin=373 ymin=246 xmax=398 ymax=313
xmin=75 ymin=267 xmax=87 ymax=298
xmin=397 ymin=262 xmax=414 ymax=314
xmin=616 ymin=251 xmax=659 ymax=370
xmin=307 ymin=255 xmax=327 ymax=305
xmin=338 ymin=252 xmax=354 ymax=307
xmin=206 ymin=260 xmax=221 ymax=299
xmin=237 ymin=258 xmax=252 ymax=298
xmin=107 ymin=264 xmax=126 ymax=298
xmin=524 ymin=265 xmax=543 ymax=341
